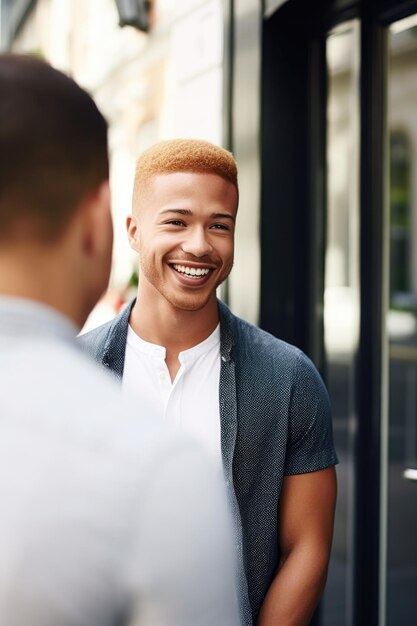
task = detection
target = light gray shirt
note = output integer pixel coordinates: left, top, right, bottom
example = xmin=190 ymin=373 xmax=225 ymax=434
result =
xmin=0 ymin=297 xmax=240 ymax=626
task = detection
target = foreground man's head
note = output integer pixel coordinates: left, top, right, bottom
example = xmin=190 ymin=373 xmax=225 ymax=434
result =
xmin=0 ymin=54 xmax=113 ymax=327
xmin=0 ymin=55 xmax=241 ymax=626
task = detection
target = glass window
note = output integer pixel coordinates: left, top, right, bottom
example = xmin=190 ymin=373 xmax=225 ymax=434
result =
xmin=386 ymin=14 xmax=417 ymax=626
xmin=322 ymin=20 xmax=360 ymax=626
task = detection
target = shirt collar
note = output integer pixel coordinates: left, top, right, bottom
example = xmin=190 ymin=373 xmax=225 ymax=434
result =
xmin=126 ymin=322 xmax=221 ymax=364
xmin=101 ymin=298 xmax=235 ymax=374
xmin=126 ymin=325 xmax=166 ymax=358
xmin=179 ymin=323 xmax=220 ymax=364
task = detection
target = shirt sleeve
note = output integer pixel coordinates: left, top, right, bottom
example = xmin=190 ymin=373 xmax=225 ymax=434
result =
xmin=124 ymin=442 xmax=242 ymax=626
xmin=284 ymin=350 xmax=339 ymax=475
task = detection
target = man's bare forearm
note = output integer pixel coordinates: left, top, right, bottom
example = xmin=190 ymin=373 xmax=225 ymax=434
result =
xmin=257 ymin=468 xmax=337 ymax=625
xmin=256 ymin=544 xmax=329 ymax=626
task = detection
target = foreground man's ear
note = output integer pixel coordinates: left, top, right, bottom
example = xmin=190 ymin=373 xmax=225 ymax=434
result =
xmin=80 ymin=181 xmax=113 ymax=258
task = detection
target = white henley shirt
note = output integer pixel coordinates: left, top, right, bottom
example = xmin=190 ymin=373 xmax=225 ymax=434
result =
xmin=122 ymin=323 xmax=222 ymax=470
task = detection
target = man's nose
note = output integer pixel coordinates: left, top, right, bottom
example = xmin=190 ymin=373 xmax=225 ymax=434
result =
xmin=181 ymin=227 xmax=213 ymax=257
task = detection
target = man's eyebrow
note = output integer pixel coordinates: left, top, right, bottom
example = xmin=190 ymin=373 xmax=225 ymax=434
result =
xmin=211 ymin=212 xmax=236 ymax=223
xmin=159 ymin=209 xmax=192 ymax=216
xmin=159 ymin=209 xmax=236 ymax=223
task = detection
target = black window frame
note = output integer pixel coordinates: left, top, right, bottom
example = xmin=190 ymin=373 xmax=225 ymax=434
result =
xmin=260 ymin=1 xmax=417 ymax=625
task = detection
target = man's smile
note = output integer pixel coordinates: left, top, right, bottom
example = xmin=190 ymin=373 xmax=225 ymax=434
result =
xmin=172 ymin=264 xmax=211 ymax=277
xmin=168 ymin=261 xmax=216 ymax=286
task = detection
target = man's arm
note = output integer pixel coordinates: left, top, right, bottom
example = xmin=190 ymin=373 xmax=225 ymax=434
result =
xmin=257 ymin=466 xmax=337 ymax=626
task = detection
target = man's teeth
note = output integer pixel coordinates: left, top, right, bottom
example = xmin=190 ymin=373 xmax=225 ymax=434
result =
xmin=172 ymin=264 xmax=210 ymax=277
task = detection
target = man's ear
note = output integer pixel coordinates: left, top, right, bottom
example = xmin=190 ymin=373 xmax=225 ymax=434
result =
xmin=81 ymin=181 xmax=113 ymax=258
xmin=126 ymin=213 xmax=140 ymax=252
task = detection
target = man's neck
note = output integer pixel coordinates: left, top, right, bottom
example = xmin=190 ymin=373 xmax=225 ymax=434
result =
xmin=0 ymin=251 xmax=84 ymax=330
xmin=129 ymin=291 xmax=219 ymax=356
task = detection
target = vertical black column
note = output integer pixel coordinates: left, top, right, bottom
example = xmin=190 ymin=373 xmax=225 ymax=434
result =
xmin=307 ymin=36 xmax=328 ymax=369
xmin=260 ymin=4 xmax=310 ymax=349
xmin=354 ymin=8 xmax=387 ymax=626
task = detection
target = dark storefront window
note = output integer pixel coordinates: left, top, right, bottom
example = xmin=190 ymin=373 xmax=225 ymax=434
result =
xmin=261 ymin=2 xmax=417 ymax=625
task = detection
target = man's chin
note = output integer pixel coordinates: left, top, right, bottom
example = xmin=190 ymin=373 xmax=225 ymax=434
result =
xmin=167 ymin=293 xmax=214 ymax=313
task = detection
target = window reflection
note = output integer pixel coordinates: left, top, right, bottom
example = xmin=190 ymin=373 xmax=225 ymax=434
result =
xmin=322 ymin=20 xmax=360 ymax=626
xmin=387 ymin=15 xmax=417 ymax=626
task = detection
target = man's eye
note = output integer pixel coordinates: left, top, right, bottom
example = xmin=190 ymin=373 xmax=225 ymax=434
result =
xmin=211 ymin=223 xmax=229 ymax=230
xmin=165 ymin=220 xmax=185 ymax=227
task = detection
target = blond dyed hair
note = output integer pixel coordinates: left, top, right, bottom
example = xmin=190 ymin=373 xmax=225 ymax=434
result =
xmin=132 ymin=138 xmax=238 ymax=206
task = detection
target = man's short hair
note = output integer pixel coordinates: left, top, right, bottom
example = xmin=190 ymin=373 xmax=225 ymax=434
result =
xmin=133 ymin=138 xmax=238 ymax=207
xmin=0 ymin=54 xmax=108 ymax=243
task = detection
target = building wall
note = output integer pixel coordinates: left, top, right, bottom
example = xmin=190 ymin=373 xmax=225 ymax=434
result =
xmin=10 ymin=0 xmax=225 ymax=299
xmin=228 ymin=0 xmax=262 ymax=324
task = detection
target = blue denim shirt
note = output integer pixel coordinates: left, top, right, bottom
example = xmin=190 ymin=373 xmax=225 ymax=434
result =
xmin=78 ymin=299 xmax=338 ymax=624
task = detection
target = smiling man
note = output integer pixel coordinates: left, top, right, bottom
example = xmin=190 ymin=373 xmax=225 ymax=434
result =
xmin=79 ymin=138 xmax=338 ymax=626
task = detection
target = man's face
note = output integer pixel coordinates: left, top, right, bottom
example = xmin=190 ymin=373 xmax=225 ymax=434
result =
xmin=127 ymin=171 xmax=238 ymax=312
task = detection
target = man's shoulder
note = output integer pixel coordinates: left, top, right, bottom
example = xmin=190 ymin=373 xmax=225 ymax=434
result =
xmin=219 ymin=300 xmax=302 ymax=365
xmin=220 ymin=301 xmax=327 ymax=398
xmin=77 ymin=301 xmax=132 ymax=361
xmin=5 ymin=335 xmax=191 ymax=464
xmin=78 ymin=317 xmax=114 ymax=350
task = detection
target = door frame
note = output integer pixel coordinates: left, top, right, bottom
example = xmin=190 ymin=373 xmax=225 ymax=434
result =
xmin=260 ymin=1 xmax=417 ymax=625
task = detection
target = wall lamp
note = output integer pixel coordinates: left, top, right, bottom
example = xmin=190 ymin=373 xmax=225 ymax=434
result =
xmin=114 ymin=0 xmax=151 ymax=33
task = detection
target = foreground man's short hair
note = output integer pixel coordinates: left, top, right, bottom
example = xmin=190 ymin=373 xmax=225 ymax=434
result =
xmin=0 ymin=54 xmax=108 ymax=243
xmin=133 ymin=138 xmax=238 ymax=206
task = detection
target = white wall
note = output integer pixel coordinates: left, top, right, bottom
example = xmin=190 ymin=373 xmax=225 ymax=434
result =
xmin=12 ymin=0 xmax=225 ymax=293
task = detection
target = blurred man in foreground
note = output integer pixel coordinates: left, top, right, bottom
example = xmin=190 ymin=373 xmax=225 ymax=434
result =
xmin=0 ymin=55 xmax=239 ymax=626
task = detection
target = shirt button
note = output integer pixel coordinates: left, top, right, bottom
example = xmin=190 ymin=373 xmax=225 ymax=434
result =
xmin=159 ymin=373 xmax=166 ymax=381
